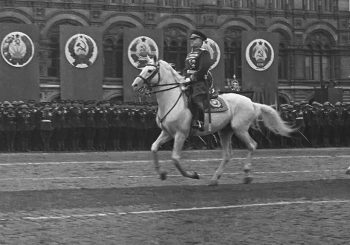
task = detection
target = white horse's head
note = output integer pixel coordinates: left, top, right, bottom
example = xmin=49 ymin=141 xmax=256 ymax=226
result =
xmin=132 ymin=56 xmax=160 ymax=93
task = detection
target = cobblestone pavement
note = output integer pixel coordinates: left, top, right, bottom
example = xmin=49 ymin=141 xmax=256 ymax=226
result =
xmin=0 ymin=148 xmax=349 ymax=244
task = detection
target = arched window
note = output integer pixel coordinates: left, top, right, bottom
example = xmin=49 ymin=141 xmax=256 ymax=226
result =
xmin=224 ymin=27 xmax=244 ymax=80
xmin=103 ymin=23 xmax=135 ymax=80
xmin=46 ymin=20 xmax=81 ymax=77
xmin=305 ymin=31 xmax=334 ymax=86
xmin=163 ymin=26 xmax=188 ymax=72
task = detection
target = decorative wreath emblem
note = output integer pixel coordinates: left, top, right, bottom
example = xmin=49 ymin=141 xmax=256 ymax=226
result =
xmin=65 ymin=34 xmax=98 ymax=68
xmin=1 ymin=31 xmax=34 ymax=67
xmin=201 ymin=38 xmax=220 ymax=70
xmin=245 ymin=38 xmax=274 ymax=71
xmin=128 ymin=36 xmax=159 ymax=69
xmin=210 ymin=98 xmax=222 ymax=108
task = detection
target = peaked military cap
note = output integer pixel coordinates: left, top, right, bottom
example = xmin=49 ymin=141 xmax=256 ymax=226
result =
xmin=189 ymin=30 xmax=207 ymax=41
xmin=312 ymin=101 xmax=322 ymax=107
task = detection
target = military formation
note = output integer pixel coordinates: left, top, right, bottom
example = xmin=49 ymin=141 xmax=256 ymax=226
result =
xmin=0 ymin=100 xmax=160 ymax=152
xmin=246 ymin=100 xmax=350 ymax=149
xmin=0 ymin=99 xmax=348 ymax=152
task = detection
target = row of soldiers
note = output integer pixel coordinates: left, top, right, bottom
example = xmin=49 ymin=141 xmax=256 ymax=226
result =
xmin=0 ymin=99 xmax=349 ymax=152
xmin=0 ymin=100 xmax=160 ymax=152
xmin=246 ymin=100 xmax=350 ymax=149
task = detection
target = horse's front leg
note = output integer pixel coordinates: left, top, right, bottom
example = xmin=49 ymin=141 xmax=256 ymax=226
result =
xmin=151 ymin=130 xmax=172 ymax=180
xmin=172 ymin=133 xmax=199 ymax=179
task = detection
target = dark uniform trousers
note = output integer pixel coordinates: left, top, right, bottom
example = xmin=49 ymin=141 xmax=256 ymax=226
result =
xmin=183 ymin=47 xmax=212 ymax=126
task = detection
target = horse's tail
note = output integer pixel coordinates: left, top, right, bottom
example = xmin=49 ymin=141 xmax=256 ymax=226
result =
xmin=253 ymin=103 xmax=295 ymax=137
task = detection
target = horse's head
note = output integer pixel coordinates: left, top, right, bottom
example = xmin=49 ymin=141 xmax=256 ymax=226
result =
xmin=132 ymin=56 xmax=160 ymax=93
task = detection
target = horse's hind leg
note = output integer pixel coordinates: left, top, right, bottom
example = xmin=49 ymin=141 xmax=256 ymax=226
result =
xmin=234 ymin=130 xmax=257 ymax=184
xmin=151 ymin=130 xmax=172 ymax=180
xmin=172 ymin=132 xmax=199 ymax=179
xmin=209 ymin=129 xmax=233 ymax=186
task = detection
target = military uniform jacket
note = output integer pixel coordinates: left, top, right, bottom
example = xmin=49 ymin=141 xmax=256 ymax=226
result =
xmin=183 ymin=48 xmax=212 ymax=97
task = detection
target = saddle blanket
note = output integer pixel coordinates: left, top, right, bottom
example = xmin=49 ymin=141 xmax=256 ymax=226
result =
xmin=205 ymin=97 xmax=228 ymax=113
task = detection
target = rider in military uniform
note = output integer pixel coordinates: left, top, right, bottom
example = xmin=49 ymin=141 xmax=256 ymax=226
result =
xmin=183 ymin=30 xmax=212 ymax=131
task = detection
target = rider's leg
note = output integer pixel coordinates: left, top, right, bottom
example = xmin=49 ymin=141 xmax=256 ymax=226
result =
xmin=191 ymin=95 xmax=205 ymax=129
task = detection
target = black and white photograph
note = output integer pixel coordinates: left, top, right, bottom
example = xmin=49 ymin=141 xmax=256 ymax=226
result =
xmin=0 ymin=0 xmax=349 ymax=244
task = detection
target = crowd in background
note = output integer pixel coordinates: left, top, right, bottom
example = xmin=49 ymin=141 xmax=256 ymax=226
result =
xmin=0 ymin=99 xmax=349 ymax=152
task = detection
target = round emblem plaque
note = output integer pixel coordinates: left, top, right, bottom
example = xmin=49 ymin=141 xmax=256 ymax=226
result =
xmin=128 ymin=36 xmax=159 ymax=69
xmin=1 ymin=31 xmax=34 ymax=68
xmin=245 ymin=38 xmax=274 ymax=71
xmin=65 ymin=33 xmax=98 ymax=68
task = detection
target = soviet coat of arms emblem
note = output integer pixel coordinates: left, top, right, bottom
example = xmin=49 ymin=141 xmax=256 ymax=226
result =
xmin=128 ymin=36 xmax=159 ymax=69
xmin=201 ymin=38 xmax=220 ymax=70
xmin=65 ymin=34 xmax=98 ymax=68
xmin=1 ymin=31 xmax=34 ymax=68
xmin=245 ymin=38 xmax=274 ymax=71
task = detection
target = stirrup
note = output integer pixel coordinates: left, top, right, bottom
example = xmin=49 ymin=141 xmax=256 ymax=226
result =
xmin=193 ymin=120 xmax=204 ymax=131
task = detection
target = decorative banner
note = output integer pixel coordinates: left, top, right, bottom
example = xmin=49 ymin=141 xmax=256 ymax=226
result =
xmin=65 ymin=33 xmax=98 ymax=68
xmin=60 ymin=26 xmax=103 ymax=100
xmin=201 ymin=38 xmax=220 ymax=70
xmin=128 ymin=36 xmax=159 ymax=69
xmin=0 ymin=24 xmax=39 ymax=101
xmin=242 ymin=31 xmax=279 ymax=105
xmin=1 ymin=31 xmax=34 ymax=68
xmin=245 ymin=38 xmax=274 ymax=71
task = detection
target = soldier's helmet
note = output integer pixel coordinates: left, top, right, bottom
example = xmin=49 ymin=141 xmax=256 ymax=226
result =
xmin=323 ymin=101 xmax=333 ymax=107
xmin=335 ymin=102 xmax=342 ymax=107
xmin=312 ymin=101 xmax=322 ymax=108
xmin=3 ymin=101 xmax=11 ymax=107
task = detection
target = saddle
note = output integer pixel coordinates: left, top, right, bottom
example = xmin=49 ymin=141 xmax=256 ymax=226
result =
xmin=205 ymin=96 xmax=228 ymax=113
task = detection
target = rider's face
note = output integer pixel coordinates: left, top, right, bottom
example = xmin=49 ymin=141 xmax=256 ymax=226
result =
xmin=190 ymin=37 xmax=203 ymax=49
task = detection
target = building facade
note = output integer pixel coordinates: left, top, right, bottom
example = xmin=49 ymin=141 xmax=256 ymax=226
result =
xmin=1 ymin=0 xmax=350 ymax=103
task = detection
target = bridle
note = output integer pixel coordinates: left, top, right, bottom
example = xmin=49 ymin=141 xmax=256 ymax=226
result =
xmin=136 ymin=62 xmax=184 ymax=124
xmin=136 ymin=63 xmax=180 ymax=95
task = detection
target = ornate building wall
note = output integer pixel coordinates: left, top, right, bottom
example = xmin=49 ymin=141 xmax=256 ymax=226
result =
xmin=0 ymin=0 xmax=349 ymax=103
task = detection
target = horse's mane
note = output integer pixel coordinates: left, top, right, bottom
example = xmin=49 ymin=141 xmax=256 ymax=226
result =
xmin=158 ymin=60 xmax=185 ymax=84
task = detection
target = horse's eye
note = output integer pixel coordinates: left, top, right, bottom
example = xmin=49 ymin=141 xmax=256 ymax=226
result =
xmin=147 ymin=69 xmax=153 ymax=73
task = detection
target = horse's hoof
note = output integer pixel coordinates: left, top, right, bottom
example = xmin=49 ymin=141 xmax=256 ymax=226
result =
xmin=346 ymin=169 xmax=350 ymax=175
xmin=159 ymin=171 xmax=167 ymax=180
xmin=243 ymin=176 xmax=253 ymax=184
xmin=192 ymin=171 xmax=200 ymax=180
xmin=208 ymin=180 xmax=218 ymax=186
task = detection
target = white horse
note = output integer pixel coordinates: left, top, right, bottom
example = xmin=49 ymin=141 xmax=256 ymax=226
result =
xmin=132 ymin=59 xmax=294 ymax=185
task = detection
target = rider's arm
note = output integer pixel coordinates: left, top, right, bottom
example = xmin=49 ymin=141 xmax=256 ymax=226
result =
xmin=190 ymin=50 xmax=211 ymax=82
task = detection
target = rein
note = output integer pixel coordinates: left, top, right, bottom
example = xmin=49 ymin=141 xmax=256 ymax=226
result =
xmin=137 ymin=62 xmax=184 ymax=124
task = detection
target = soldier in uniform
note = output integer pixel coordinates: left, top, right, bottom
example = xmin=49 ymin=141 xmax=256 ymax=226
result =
xmin=82 ymin=101 xmax=96 ymax=151
xmin=16 ymin=104 xmax=33 ymax=152
xmin=322 ymin=101 xmax=335 ymax=147
xmin=69 ymin=100 xmax=83 ymax=151
xmin=3 ymin=103 xmax=17 ymax=152
xmin=94 ymin=101 xmax=109 ymax=151
xmin=334 ymin=102 xmax=346 ymax=146
xmin=107 ymin=102 xmax=121 ymax=151
xmin=182 ymin=30 xmax=212 ymax=131
xmin=52 ymin=103 xmax=67 ymax=151
xmin=344 ymin=103 xmax=350 ymax=146
xmin=310 ymin=102 xmax=322 ymax=147
xmin=40 ymin=103 xmax=54 ymax=151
